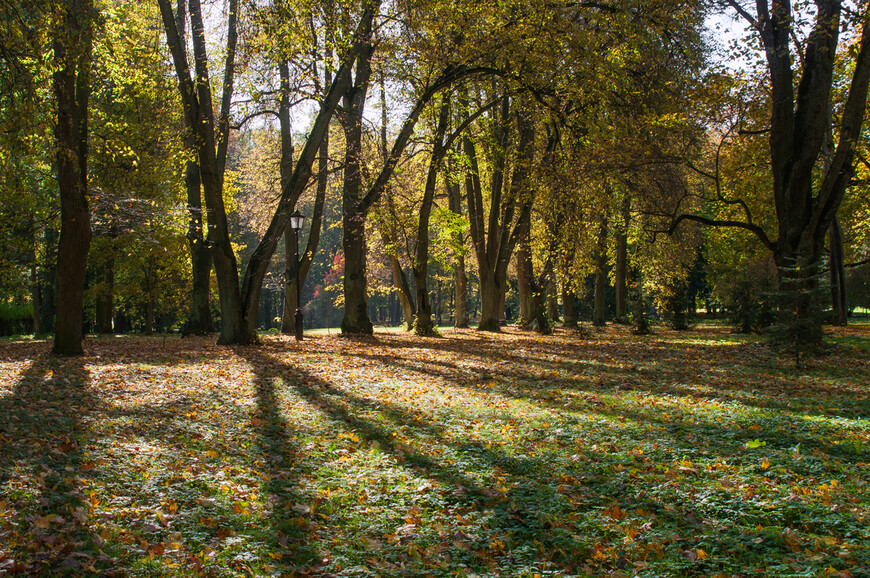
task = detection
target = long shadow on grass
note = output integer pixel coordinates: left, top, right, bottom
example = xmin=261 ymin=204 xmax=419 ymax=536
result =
xmin=343 ymin=334 xmax=869 ymax=493
xmin=0 ymin=346 xmax=100 ymax=572
xmin=238 ymin=345 xmax=603 ymax=575
xmin=362 ymin=330 xmax=870 ymax=419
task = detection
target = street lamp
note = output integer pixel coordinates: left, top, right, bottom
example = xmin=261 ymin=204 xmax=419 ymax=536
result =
xmin=290 ymin=209 xmax=305 ymax=341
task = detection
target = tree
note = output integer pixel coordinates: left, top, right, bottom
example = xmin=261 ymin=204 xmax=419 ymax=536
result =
xmin=159 ymin=0 xmax=377 ymax=343
xmin=673 ymin=1 xmax=870 ymax=343
xmin=52 ymin=0 xmax=94 ymax=355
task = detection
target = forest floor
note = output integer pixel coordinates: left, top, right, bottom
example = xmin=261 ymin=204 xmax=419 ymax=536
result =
xmin=0 ymin=322 xmax=868 ymax=577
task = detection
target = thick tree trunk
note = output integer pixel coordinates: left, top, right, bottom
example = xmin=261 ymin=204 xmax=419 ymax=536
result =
xmin=340 ymin=41 xmax=375 ymax=335
xmin=515 ymin=209 xmax=549 ymax=334
xmin=159 ymin=0 xmax=251 ymax=344
xmin=177 ymin=0 xmax=214 ymax=337
xmin=240 ymin=12 xmax=375 ymax=340
xmin=774 ymin=236 xmax=826 ymax=345
xmin=464 ymin=92 xmax=532 ymax=332
xmin=478 ymin=272 xmax=502 ymax=332
xmin=760 ymin=1 xmax=870 ymax=343
xmin=186 ymin=237 xmax=214 ymax=335
xmin=183 ymin=156 xmax=215 ymax=335
xmin=52 ymin=0 xmax=93 ymax=355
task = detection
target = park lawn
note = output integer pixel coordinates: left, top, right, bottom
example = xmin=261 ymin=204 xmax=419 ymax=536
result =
xmin=0 ymin=324 xmax=867 ymax=577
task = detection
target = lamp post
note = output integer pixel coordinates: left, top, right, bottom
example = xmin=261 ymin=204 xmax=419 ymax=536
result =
xmin=289 ymin=209 xmax=305 ymax=341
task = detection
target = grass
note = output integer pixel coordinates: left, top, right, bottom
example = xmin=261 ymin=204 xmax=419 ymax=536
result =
xmin=0 ymin=322 xmax=868 ymax=576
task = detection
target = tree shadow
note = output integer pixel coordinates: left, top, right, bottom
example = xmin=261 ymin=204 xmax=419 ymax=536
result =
xmin=0 ymin=346 xmax=99 ymax=572
xmin=236 ymin=344 xmax=601 ymax=574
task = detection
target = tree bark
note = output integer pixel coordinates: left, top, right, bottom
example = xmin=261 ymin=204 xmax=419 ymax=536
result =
xmin=464 ymin=91 xmax=515 ymax=332
xmin=447 ymin=155 xmax=468 ymax=328
xmin=412 ymin=99 xmax=451 ymax=336
xmin=52 ymin=0 xmax=93 ymax=355
xmin=723 ymin=2 xmax=870 ymax=342
xmin=829 ymin=215 xmax=847 ymax=325
xmin=176 ymin=0 xmax=214 ymax=337
xmin=546 ymin=272 xmax=559 ymax=322
xmin=158 ymin=0 xmax=250 ymax=344
xmin=562 ymin=284 xmax=577 ymax=328
xmin=593 ymin=214 xmax=608 ymax=327
xmin=615 ymin=194 xmax=630 ymax=322
xmin=144 ymin=256 xmax=156 ymax=336
xmin=386 ymin=244 xmax=416 ymax=329
xmin=95 ymin=253 xmax=114 ymax=333
xmin=340 ymin=36 xmax=376 ymax=335
xmin=516 ymin=221 xmax=532 ymax=325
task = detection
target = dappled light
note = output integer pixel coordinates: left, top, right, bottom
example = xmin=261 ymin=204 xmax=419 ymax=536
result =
xmin=1 ymin=325 xmax=867 ymax=574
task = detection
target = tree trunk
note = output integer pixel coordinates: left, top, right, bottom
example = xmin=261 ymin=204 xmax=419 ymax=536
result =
xmin=28 ymin=226 xmax=41 ymax=335
xmin=516 ymin=228 xmax=532 ymax=325
xmin=593 ymin=215 xmax=608 ymax=327
xmin=52 ymin=0 xmax=93 ymax=355
xmin=562 ymin=284 xmax=577 ymax=328
xmin=464 ymin=91 xmax=531 ymax=332
xmin=546 ymin=273 xmax=559 ymax=322
xmin=40 ymin=227 xmax=58 ymax=334
xmin=340 ymin=40 xmax=376 ymax=335
xmin=447 ymin=158 xmax=469 ymax=328
xmin=144 ymin=256 xmax=156 ymax=336
xmin=239 ymin=10 xmax=376 ymax=340
xmin=829 ymin=215 xmax=847 ymax=325
xmin=30 ymin=261 xmax=41 ymax=336
xmin=176 ymin=0 xmax=214 ymax=337
xmin=478 ymin=271 xmax=502 ymax=332
xmin=182 ymin=158 xmax=215 ymax=335
xmin=158 ymin=0 xmax=251 ymax=344
xmin=615 ymin=195 xmax=630 ymax=322
xmin=186 ymin=235 xmax=214 ymax=335
xmin=412 ymin=99 xmax=450 ymax=336
xmin=630 ymin=267 xmax=650 ymax=335
xmin=774 ymin=236 xmax=826 ymax=345
xmin=95 ymin=253 xmax=114 ymax=333
xmin=387 ymin=249 xmax=416 ymax=329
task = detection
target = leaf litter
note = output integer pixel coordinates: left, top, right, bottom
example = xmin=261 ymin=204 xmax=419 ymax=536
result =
xmin=0 ymin=324 xmax=867 ymax=576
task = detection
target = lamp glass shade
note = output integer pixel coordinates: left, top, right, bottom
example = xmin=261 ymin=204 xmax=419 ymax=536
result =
xmin=289 ymin=210 xmax=305 ymax=232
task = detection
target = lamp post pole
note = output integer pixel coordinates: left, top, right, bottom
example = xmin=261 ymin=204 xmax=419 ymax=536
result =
xmin=290 ymin=210 xmax=305 ymax=341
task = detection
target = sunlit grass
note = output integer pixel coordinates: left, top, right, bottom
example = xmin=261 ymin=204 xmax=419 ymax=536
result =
xmin=0 ymin=325 xmax=868 ymax=575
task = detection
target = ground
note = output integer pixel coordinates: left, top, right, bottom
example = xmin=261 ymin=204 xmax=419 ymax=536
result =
xmin=0 ymin=323 xmax=868 ymax=576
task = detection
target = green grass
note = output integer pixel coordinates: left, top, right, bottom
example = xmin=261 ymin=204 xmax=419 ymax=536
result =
xmin=0 ymin=323 xmax=868 ymax=576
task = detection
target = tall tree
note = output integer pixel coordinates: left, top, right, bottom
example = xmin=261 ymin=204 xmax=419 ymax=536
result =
xmin=158 ymin=0 xmax=246 ymax=343
xmin=173 ymin=0 xmax=213 ymax=336
xmin=52 ymin=0 xmax=94 ymax=355
xmin=673 ymin=1 xmax=870 ymax=342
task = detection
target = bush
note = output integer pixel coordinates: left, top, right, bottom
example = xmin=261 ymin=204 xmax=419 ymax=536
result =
xmin=0 ymin=302 xmax=34 ymax=336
